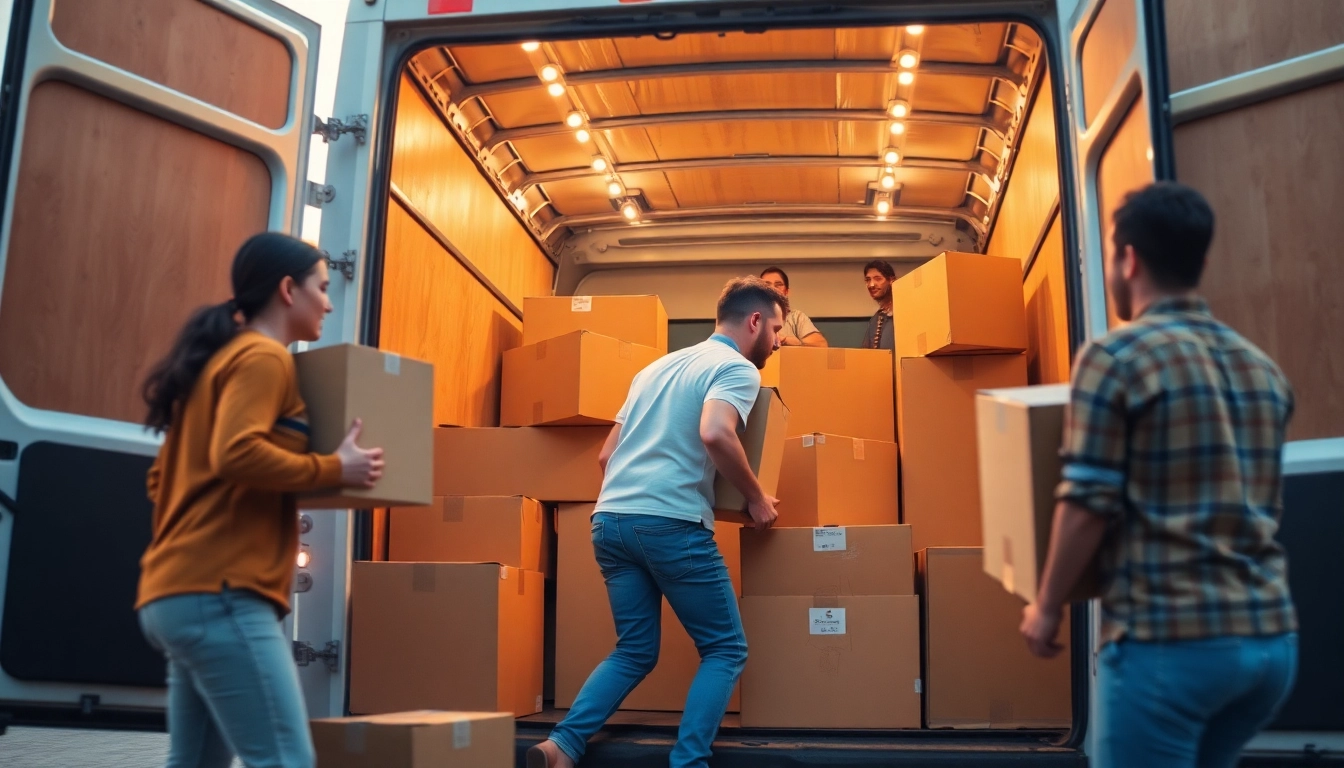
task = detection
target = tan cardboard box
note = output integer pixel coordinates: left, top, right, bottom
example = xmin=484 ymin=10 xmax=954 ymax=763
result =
xmin=311 ymin=711 xmax=514 ymax=768
xmin=919 ymin=548 xmax=1071 ymax=729
xmin=976 ymin=384 xmax=1099 ymax=602
xmin=712 ymin=387 xmax=789 ymax=525
xmin=501 ymin=331 xmax=661 ymax=427
xmin=389 ymin=496 xmax=544 ymax=572
xmin=740 ymin=594 xmax=921 ymax=728
xmin=892 ymin=251 xmax=1028 ymax=358
xmin=523 ymin=295 xmax=668 ymax=352
xmin=433 ymin=426 xmax=609 ymax=502
xmin=349 ymin=562 xmax=544 ymax=717
xmin=759 ymin=347 xmax=894 ymax=441
xmin=554 ymin=503 xmax=742 ymax=712
xmin=741 ymin=525 xmax=913 ymax=597
xmin=897 ymin=355 xmax=1028 ymax=553
xmin=294 ymin=344 xmax=434 ymax=509
xmin=774 ymin=434 xmax=899 ymax=528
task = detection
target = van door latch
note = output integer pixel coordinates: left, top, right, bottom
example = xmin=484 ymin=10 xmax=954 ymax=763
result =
xmin=313 ymin=114 xmax=368 ymax=145
xmin=320 ymin=249 xmax=357 ymax=281
xmin=293 ymin=640 xmax=340 ymax=673
xmin=307 ymin=181 xmax=335 ymax=208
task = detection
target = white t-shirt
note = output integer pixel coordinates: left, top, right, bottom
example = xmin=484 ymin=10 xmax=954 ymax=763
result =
xmin=782 ymin=309 xmax=820 ymax=342
xmin=594 ymin=334 xmax=761 ymax=529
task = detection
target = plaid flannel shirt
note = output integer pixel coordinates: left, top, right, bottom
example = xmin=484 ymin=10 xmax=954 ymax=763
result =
xmin=1057 ymin=296 xmax=1297 ymax=643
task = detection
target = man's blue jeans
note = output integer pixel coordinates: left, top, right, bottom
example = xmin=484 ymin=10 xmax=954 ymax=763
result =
xmin=550 ymin=512 xmax=746 ymax=768
xmin=1094 ymin=633 xmax=1298 ymax=768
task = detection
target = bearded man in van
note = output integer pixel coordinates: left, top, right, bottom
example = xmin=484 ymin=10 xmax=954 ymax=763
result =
xmin=529 ymin=277 xmax=785 ymax=768
xmin=1020 ymin=182 xmax=1298 ymax=768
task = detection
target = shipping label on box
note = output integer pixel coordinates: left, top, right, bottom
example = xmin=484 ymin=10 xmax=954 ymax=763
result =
xmin=713 ymin=387 xmax=789 ymax=524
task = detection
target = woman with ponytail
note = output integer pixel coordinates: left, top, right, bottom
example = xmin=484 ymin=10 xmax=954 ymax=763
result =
xmin=136 ymin=232 xmax=382 ymax=768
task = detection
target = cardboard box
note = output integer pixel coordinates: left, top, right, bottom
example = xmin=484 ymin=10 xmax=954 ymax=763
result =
xmin=502 ymin=331 xmax=661 ymax=427
xmin=311 ymin=711 xmax=514 ymax=768
xmin=712 ymin=388 xmax=789 ymax=524
xmin=389 ymin=496 xmax=544 ymax=572
xmin=739 ymin=595 xmax=921 ymax=728
xmin=977 ymin=384 xmax=1099 ymax=602
xmin=759 ymin=347 xmax=894 ymax=441
xmin=434 ymin=426 xmax=609 ymax=502
xmin=741 ymin=525 xmax=913 ymax=597
xmin=892 ymin=251 xmax=1028 ymax=358
xmin=294 ymin=344 xmax=434 ymax=509
xmin=554 ymin=503 xmax=742 ymax=712
xmin=897 ymin=355 xmax=1027 ymax=553
xmin=774 ymin=434 xmax=899 ymax=528
xmin=919 ymin=548 xmax=1071 ymax=729
xmin=523 ymin=295 xmax=669 ymax=352
xmin=349 ymin=562 xmax=544 ymax=717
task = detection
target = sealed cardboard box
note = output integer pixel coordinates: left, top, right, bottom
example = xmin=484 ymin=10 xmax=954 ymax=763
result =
xmin=523 ymin=295 xmax=668 ymax=352
xmin=919 ymin=548 xmax=1071 ymax=728
xmin=897 ymin=355 xmax=1027 ymax=553
xmin=434 ymin=426 xmax=609 ymax=502
xmin=294 ymin=344 xmax=433 ymax=509
xmin=349 ymin=562 xmax=544 ymax=717
xmin=554 ymin=503 xmax=742 ymax=712
xmin=712 ymin=388 xmax=789 ymax=524
xmin=502 ymin=331 xmax=661 ymax=427
xmin=892 ymin=251 xmax=1028 ymax=358
xmin=389 ymin=496 xmax=543 ymax=572
xmin=311 ymin=711 xmax=514 ymax=768
xmin=742 ymin=525 xmax=913 ymax=597
xmin=759 ymin=347 xmax=894 ymax=441
xmin=774 ymin=434 xmax=899 ymax=528
xmin=740 ymin=595 xmax=921 ymax=728
xmin=977 ymin=385 xmax=1099 ymax=602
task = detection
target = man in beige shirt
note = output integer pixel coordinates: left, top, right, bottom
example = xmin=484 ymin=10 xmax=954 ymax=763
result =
xmin=759 ymin=267 xmax=827 ymax=347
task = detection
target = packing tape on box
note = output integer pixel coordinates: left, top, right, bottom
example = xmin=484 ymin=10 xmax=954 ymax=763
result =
xmin=453 ymin=719 xmax=471 ymax=749
xmin=911 ymin=269 xmax=923 ymax=288
xmin=519 ymin=569 xmax=527 ymax=595
xmin=852 ymin=438 xmax=865 ymax=460
xmin=383 ymin=352 xmax=401 ymax=376
xmin=953 ymin=358 xmax=975 ymax=381
xmin=995 ymin=401 xmax=1008 ymax=433
xmin=535 ymin=340 xmax=548 ymax=360
xmin=827 ymin=349 xmax=847 ymax=370
xmin=412 ymin=563 xmax=437 ymax=593
xmin=916 ymin=332 xmax=928 ymax=355
xmin=812 ymin=592 xmax=841 ymax=608
xmin=619 ymin=341 xmax=632 ymax=360
xmin=1001 ymin=536 xmax=1016 ymax=593
xmin=345 ymin=722 xmax=368 ymax=754
xmin=571 ymin=295 xmax=592 ymax=312
xmin=442 ymin=496 xmax=465 ymax=523
xmin=533 ymin=401 xmax=545 ymax=424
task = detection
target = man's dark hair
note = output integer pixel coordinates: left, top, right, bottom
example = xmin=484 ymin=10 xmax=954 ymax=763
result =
xmin=863 ymin=260 xmax=896 ymax=280
xmin=717 ymin=276 xmax=789 ymax=324
xmin=759 ymin=266 xmax=790 ymax=290
xmin=1112 ymin=182 xmax=1215 ymax=290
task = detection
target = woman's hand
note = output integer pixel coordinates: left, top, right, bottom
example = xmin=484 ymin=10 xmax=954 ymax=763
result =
xmin=337 ymin=418 xmax=384 ymax=488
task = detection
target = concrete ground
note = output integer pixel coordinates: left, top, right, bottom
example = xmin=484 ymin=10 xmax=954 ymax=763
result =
xmin=0 ymin=726 xmax=242 ymax=768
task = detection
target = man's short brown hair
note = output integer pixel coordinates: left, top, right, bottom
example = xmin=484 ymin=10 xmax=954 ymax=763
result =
xmin=716 ymin=276 xmax=789 ymax=324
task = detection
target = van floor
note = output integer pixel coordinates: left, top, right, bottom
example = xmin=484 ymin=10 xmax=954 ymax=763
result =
xmin=516 ymin=706 xmax=1083 ymax=766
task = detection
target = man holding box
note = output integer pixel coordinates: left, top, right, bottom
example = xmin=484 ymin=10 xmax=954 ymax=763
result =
xmin=1020 ymin=183 xmax=1297 ymax=768
xmin=529 ymin=277 xmax=786 ymax=768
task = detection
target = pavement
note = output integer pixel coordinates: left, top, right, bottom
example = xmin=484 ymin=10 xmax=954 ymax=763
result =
xmin=0 ymin=727 xmax=242 ymax=768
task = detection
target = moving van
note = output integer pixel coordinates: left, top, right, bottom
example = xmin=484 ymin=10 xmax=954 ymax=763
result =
xmin=0 ymin=0 xmax=1339 ymax=764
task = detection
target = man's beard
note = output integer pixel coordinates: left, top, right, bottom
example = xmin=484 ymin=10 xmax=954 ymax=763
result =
xmin=747 ymin=332 xmax=775 ymax=369
xmin=873 ymin=286 xmax=892 ymax=305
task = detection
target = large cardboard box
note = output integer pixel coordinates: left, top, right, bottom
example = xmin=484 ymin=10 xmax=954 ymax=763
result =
xmin=774 ymin=434 xmax=899 ymax=528
xmin=897 ymin=355 xmax=1028 ymax=553
xmin=976 ymin=384 xmax=1099 ymax=602
xmin=892 ymin=251 xmax=1028 ymax=358
xmin=311 ymin=711 xmax=514 ymax=768
xmin=389 ymin=496 xmax=543 ymax=572
xmin=501 ymin=331 xmax=661 ymax=427
xmin=712 ymin=387 xmax=789 ymax=525
xmin=919 ymin=548 xmax=1071 ymax=729
xmin=760 ymin=347 xmax=894 ymax=442
xmin=523 ymin=295 xmax=669 ymax=352
xmin=739 ymin=595 xmax=921 ymax=728
xmin=741 ymin=525 xmax=913 ymax=597
xmin=294 ymin=344 xmax=433 ymax=509
xmin=434 ymin=426 xmax=609 ymax=502
xmin=349 ymin=562 xmax=544 ymax=717
xmin=554 ymin=503 xmax=742 ymax=712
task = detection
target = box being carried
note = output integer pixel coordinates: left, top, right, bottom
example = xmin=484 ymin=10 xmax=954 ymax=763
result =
xmin=501 ymin=330 xmax=661 ymax=427
xmin=712 ymin=387 xmax=789 ymax=524
xmin=774 ymin=434 xmax=899 ymax=528
xmin=759 ymin=347 xmax=894 ymax=442
xmin=293 ymin=344 xmax=434 ymax=509
xmin=523 ymin=295 xmax=668 ymax=352
xmin=892 ymin=251 xmax=1028 ymax=358
xmin=310 ymin=711 xmax=514 ymax=768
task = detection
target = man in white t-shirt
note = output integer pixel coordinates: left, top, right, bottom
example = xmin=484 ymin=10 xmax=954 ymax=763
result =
xmin=528 ymin=277 xmax=786 ymax=768
xmin=759 ymin=266 xmax=828 ymax=347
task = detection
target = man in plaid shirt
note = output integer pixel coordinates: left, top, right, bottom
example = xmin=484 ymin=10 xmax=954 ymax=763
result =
xmin=1020 ymin=183 xmax=1297 ymax=767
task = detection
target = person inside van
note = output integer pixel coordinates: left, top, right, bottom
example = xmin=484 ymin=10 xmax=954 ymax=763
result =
xmin=1019 ymin=183 xmax=1298 ymax=768
xmin=137 ymin=233 xmax=384 ymax=768
xmin=528 ymin=277 xmax=785 ymax=768
xmin=862 ymin=259 xmax=896 ymax=350
xmin=759 ymin=266 xmax=827 ymax=347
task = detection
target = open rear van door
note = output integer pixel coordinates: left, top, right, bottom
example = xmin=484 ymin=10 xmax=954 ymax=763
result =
xmin=0 ymin=0 xmax=320 ymax=721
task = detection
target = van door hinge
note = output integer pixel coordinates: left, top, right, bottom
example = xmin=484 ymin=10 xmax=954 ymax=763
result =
xmin=313 ymin=114 xmax=368 ymax=145
xmin=307 ymin=181 xmax=335 ymax=208
xmin=293 ymin=640 xmax=340 ymax=673
xmin=320 ymin=249 xmax=357 ymax=281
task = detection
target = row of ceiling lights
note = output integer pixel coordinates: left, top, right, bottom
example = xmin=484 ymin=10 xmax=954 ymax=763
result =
xmin=875 ymin=25 xmax=925 ymax=217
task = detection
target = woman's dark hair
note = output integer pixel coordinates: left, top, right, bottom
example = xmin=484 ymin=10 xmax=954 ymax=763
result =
xmin=142 ymin=232 xmax=324 ymax=433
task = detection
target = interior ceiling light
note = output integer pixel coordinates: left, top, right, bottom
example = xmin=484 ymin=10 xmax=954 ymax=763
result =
xmin=540 ymin=64 xmax=561 ymax=82
xmin=889 ymin=121 xmax=906 ymax=135
xmin=876 ymin=195 xmax=892 ymax=216
xmin=521 ymin=41 xmax=541 ymax=52
xmin=906 ymin=25 xmax=925 ymax=35
xmin=591 ymin=156 xmax=609 ymax=173
xmin=607 ymin=179 xmax=624 ymax=197
xmin=575 ymin=128 xmax=592 ymax=143
xmin=897 ymin=70 xmax=916 ymax=86
xmin=547 ymin=82 xmax=566 ymax=97
xmin=897 ymin=50 xmax=920 ymax=69
xmin=880 ymin=174 xmax=897 ymax=190
xmin=510 ymin=190 xmax=527 ymax=210
xmin=888 ymin=99 xmax=910 ymax=118
xmin=883 ymin=148 xmax=901 ymax=165
xmin=565 ymin=111 xmax=584 ymax=128
xmin=621 ymin=200 xmax=640 ymax=221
